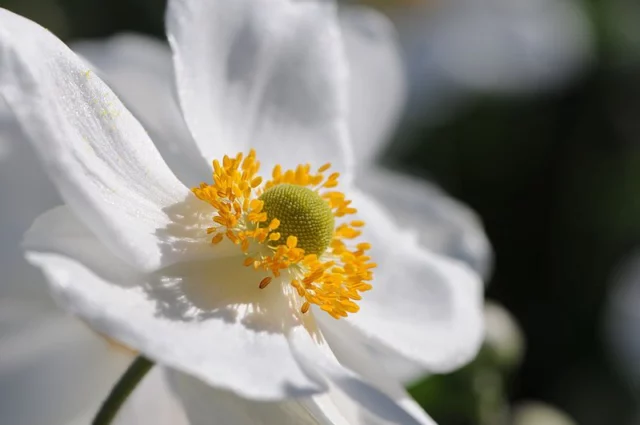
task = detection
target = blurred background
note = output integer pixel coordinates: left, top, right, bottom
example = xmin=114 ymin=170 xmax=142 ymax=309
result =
xmin=1 ymin=0 xmax=640 ymax=424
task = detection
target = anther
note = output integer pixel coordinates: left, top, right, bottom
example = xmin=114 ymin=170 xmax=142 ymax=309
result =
xmin=318 ymin=163 xmax=331 ymax=172
xmin=259 ymin=277 xmax=272 ymax=289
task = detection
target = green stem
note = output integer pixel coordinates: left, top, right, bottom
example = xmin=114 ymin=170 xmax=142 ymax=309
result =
xmin=92 ymin=355 xmax=155 ymax=425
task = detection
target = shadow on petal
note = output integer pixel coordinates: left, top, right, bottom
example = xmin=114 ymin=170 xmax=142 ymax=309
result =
xmin=153 ymin=195 xmax=231 ymax=261
xmin=150 ymin=195 xmax=323 ymax=338
xmin=142 ymin=258 xmax=324 ymax=340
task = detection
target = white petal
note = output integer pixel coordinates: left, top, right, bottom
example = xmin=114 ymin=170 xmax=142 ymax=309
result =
xmin=0 ymin=308 xmax=132 ymax=425
xmin=364 ymin=342 xmax=426 ymax=386
xmin=169 ymin=370 xmax=329 ymax=425
xmin=356 ymin=167 xmax=492 ymax=279
xmin=0 ymin=97 xmax=63 ymax=298
xmin=170 ymin=327 xmax=435 ymax=425
xmin=166 ymin=0 xmax=353 ymax=177
xmin=0 ymin=9 xmax=211 ymax=272
xmin=346 ymin=190 xmax=485 ymax=373
xmin=339 ymin=6 xmax=406 ymax=163
xmin=24 ymin=207 xmax=326 ymax=400
xmin=288 ymin=327 xmax=433 ymax=425
xmin=317 ymin=316 xmax=436 ymax=424
xmin=71 ymin=34 xmax=208 ymax=187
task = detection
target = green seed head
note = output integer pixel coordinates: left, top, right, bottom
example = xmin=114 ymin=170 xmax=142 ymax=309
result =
xmin=259 ymin=184 xmax=334 ymax=255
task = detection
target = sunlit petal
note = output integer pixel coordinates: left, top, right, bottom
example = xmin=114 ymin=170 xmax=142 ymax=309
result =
xmin=24 ymin=207 xmax=326 ymax=400
xmin=0 ymin=9 xmax=213 ymax=272
xmin=346 ymin=190 xmax=485 ymax=372
xmin=166 ymin=0 xmax=353 ymax=177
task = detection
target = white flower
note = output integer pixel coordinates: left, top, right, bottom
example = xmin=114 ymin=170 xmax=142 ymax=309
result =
xmin=0 ymin=0 xmax=484 ymax=423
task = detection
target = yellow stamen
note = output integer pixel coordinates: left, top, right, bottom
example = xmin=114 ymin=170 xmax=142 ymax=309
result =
xmin=191 ymin=150 xmax=375 ymax=319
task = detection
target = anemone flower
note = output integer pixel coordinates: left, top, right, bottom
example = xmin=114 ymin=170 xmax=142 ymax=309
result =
xmin=0 ymin=1 xmax=484 ymax=423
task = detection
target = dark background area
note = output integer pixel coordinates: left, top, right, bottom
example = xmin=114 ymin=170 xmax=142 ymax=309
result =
xmin=2 ymin=0 xmax=640 ymax=423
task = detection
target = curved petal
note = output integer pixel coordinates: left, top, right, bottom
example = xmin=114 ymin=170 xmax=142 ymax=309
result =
xmin=346 ymin=190 xmax=485 ymax=373
xmin=356 ymin=167 xmax=492 ymax=279
xmin=169 ymin=370 xmax=331 ymax=425
xmin=169 ymin=326 xmax=434 ymax=424
xmin=166 ymin=0 xmax=353 ymax=178
xmin=71 ymin=34 xmax=209 ymax=187
xmin=288 ymin=327 xmax=433 ymax=425
xmin=363 ymin=342 xmax=426 ymax=386
xmin=0 ymin=9 xmax=213 ymax=272
xmin=339 ymin=6 xmax=406 ymax=164
xmin=320 ymin=317 xmax=426 ymax=386
xmin=317 ymin=315 xmax=436 ymax=424
xmin=24 ymin=207 xmax=326 ymax=400
xmin=0 ymin=306 xmax=132 ymax=425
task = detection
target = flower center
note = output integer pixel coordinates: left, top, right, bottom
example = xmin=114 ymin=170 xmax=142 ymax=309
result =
xmin=192 ymin=150 xmax=375 ymax=319
xmin=259 ymin=184 xmax=334 ymax=256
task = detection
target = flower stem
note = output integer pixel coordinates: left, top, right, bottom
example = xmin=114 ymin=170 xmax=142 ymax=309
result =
xmin=92 ymin=355 xmax=154 ymax=425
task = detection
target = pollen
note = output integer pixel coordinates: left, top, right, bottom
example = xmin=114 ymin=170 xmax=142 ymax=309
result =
xmin=192 ymin=150 xmax=375 ymax=319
